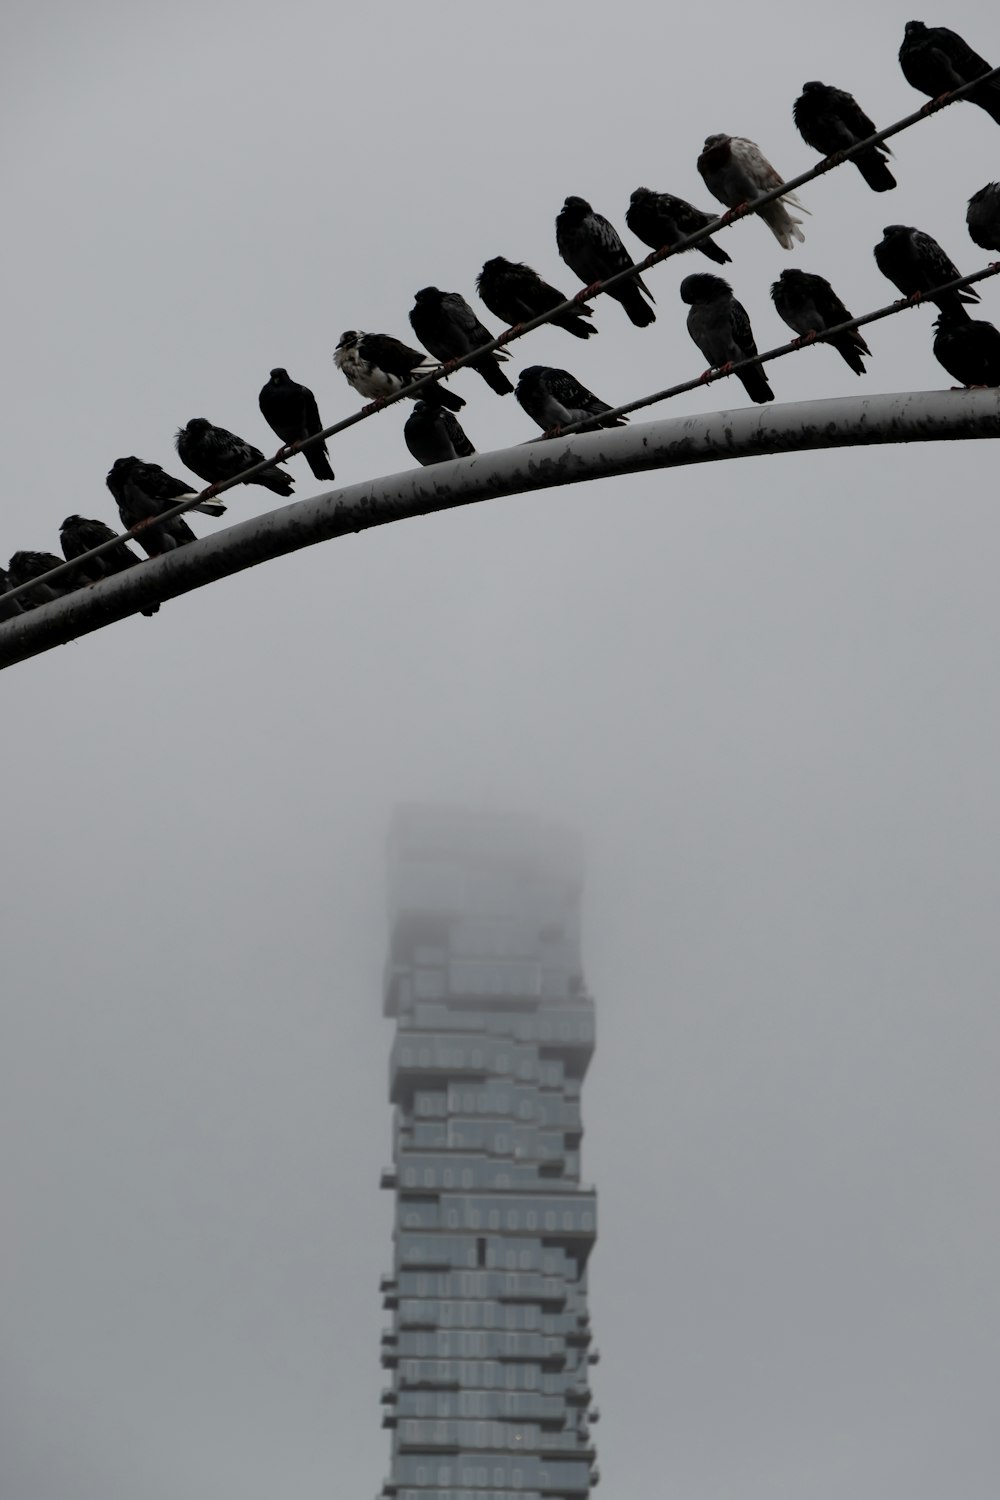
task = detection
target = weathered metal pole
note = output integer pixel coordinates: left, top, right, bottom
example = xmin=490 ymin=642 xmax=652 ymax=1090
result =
xmin=1 ymin=390 xmax=997 ymax=673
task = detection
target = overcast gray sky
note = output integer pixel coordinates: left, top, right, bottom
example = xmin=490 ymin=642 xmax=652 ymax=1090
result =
xmin=3 ymin=1 xmax=1000 ymax=1496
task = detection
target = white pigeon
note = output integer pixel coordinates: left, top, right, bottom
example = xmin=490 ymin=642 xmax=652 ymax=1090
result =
xmin=697 ymin=133 xmax=809 ymax=250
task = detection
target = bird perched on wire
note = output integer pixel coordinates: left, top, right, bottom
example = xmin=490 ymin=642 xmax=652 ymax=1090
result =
xmin=334 ymin=330 xmax=465 ymax=411
xmin=107 ymin=457 xmax=198 ymax=557
xmin=967 ymin=183 xmax=1000 ymax=252
xmin=626 ymin=187 xmax=732 ymax=264
xmin=0 ymin=566 xmax=23 ymax=622
xmin=59 ymin=515 xmax=159 ymax=616
xmin=555 ymin=196 xmax=655 ymax=328
xmin=874 ymin=225 xmax=979 ymax=321
xmin=516 ymin=365 xmax=627 ymax=435
xmin=770 ymin=270 xmax=870 ymax=375
xmin=105 ymin=456 xmax=226 ymax=518
xmin=176 ymin=418 xmax=294 ymax=497
xmin=932 ymin=315 xmax=1000 ymax=387
xmin=403 ymin=402 xmax=476 ymax=466
xmin=679 ymin=274 xmax=774 ymax=404
xmin=698 ymin=134 xmax=808 ymax=250
xmin=792 ymin=82 xmax=896 ymax=192
xmin=476 ymin=258 xmax=597 ymax=340
xmin=898 ymin=21 xmax=1000 ymax=126
xmin=409 ymin=287 xmax=513 ymax=396
xmin=258 ymin=369 xmax=335 ymax=483
xmin=6 ymin=551 xmax=81 ymax=610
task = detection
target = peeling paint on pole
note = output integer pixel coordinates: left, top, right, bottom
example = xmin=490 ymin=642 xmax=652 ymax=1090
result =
xmin=1 ymin=390 xmax=997 ymax=673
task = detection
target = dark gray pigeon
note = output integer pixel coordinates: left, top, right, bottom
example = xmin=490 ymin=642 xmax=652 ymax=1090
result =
xmin=6 ymin=551 xmax=81 ymax=610
xmin=932 ymin=315 xmax=1000 ymax=386
xmin=679 ymin=274 xmax=774 ymax=403
xmin=60 ymin=515 xmax=159 ymax=616
xmin=770 ymin=269 xmax=870 ymax=375
xmin=107 ymin=455 xmax=225 ymax=518
xmin=0 ymin=566 xmax=23 ymax=622
xmin=874 ymin=224 xmax=979 ymax=321
xmin=258 ymin=369 xmax=335 ymax=482
xmin=555 ymin=196 xmax=655 ymax=327
xmin=60 ymin=515 xmax=145 ymax=581
xmin=409 ymin=287 xmax=513 ymax=396
xmin=626 ymin=187 xmax=731 ymax=263
xmin=516 ymin=365 xmax=627 ymax=434
xmin=697 ymin=134 xmax=808 ymax=249
xmin=793 ymin=82 xmax=896 ymax=191
xmin=403 ymin=402 xmax=476 ymax=466
xmin=899 ymin=21 xmax=1000 ymax=125
xmin=176 ymin=418 xmax=294 ymax=497
xmin=107 ymin=457 xmax=198 ymax=557
xmin=967 ymin=183 xmax=1000 ymax=251
xmin=334 ymin=330 xmax=465 ymax=411
xmin=476 ymin=258 xmax=597 ymax=339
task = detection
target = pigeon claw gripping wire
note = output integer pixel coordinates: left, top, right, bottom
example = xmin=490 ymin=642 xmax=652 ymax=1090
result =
xmin=907 ymin=290 xmax=925 ymax=306
xmin=497 ymin=324 xmax=526 ymax=346
xmin=921 ymin=92 xmax=954 ymax=116
xmin=698 ymin=369 xmax=715 ymax=385
xmin=719 ymin=203 xmax=751 ymax=227
xmin=577 ymin=283 xmax=603 ymax=304
xmin=792 ymin=331 xmax=819 ymax=348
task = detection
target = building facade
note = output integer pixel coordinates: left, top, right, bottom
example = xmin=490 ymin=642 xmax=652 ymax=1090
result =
xmin=379 ymin=807 xmax=600 ymax=1500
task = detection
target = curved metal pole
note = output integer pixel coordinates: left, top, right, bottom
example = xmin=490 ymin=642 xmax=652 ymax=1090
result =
xmin=1 ymin=389 xmax=997 ymax=673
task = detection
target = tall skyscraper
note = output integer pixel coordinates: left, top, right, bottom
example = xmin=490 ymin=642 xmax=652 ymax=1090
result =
xmin=379 ymin=807 xmax=600 ymax=1500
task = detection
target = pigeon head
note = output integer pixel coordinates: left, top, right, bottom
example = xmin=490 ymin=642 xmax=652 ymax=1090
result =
xmin=562 ymin=196 xmax=592 ymax=214
xmin=182 ymin=418 xmax=212 ymax=438
xmin=517 ymin=366 xmax=546 ymax=385
xmin=904 ymin=22 xmax=927 ymax=37
xmin=774 ymin=269 xmax=807 ymax=287
xmin=268 ymin=367 xmax=290 ymax=381
xmin=629 ymin=187 xmax=655 ymax=205
xmin=702 ymin=133 xmax=731 ymax=150
xmin=800 ymin=81 xmax=826 ymax=92
xmin=337 ymin=330 xmax=361 ymax=350
xmin=413 ymin=287 xmax=443 ymax=305
xmin=881 ymin=225 xmax=909 ymax=239
xmin=679 ymin=273 xmax=732 ymax=305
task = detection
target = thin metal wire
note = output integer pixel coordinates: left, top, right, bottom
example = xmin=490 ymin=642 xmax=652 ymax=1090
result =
xmin=4 ymin=62 xmax=999 ymax=611
xmin=547 ymin=262 xmax=1000 ymax=438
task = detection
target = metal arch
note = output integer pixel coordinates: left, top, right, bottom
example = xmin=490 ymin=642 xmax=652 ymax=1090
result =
xmin=1 ymin=389 xmax=998 ymax=673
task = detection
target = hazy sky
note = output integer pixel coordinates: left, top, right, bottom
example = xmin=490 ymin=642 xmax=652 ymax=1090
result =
xmin=3 ymin=2 xmax=1000 ymax=1497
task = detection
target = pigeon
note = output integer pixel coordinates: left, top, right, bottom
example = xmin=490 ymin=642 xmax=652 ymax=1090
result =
xmin=697 ymin=134 xmax=808 ymax=250
xmin=770 ymin=269 xmax=870 ymax=375
xmin=899 ymin=21 xmax=1000 ymax=126
xmin=403 ymin=402 xmax=476 ymax=466
xmin=6 ymin=551 xmax=80 ymax=610
xmin=60 ymin=515 xmax=146 ymax=581
xmin=679 ymin=274 xmax=774 ymax=403
xmin=107 ymin=457 xmax=198 ymax=557
xmin=258 ymin=369 xmax=335 ymax=482
xmin=409 ymin=287 xmax=513 ymax=397
xmin=792 ymin=82 xmax=896 ymax=192
xmin=625 ymin=187 xmax=732 ymax=264
xmin=967 ymin=183 xmax=1000 ymax=252
xmin=874 ymin=225 xmax=979 ymax=321
xmin=932 ymin=314 xmax=1000 ymax=386
xmin=59 ymin=515 xmax=159 ymax=616
xmin=0 ymin=566 xmax=23 ymax=622
xmin=516 ymin=365 xmax=627 ymax=435
xmin=555 ymin=196 xmax=655 ymax=327
xmin=476 ymin=257 xmax=597 ymax=339
xmin=334 ymin=331 xmax=465 ymax=411
xmin=104 ymin=456 xmax=226 ymax=518
xmin=176 ymin=418 xmax=294 ymax=497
